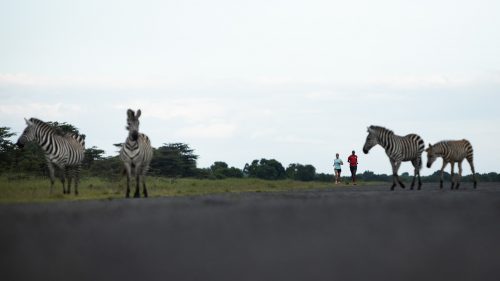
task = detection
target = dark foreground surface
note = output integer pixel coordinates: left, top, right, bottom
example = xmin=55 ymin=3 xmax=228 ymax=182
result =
xmin=1 ymin=183 xmax=500 ymax=281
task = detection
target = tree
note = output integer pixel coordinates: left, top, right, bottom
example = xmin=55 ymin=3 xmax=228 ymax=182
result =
xmin=286 ymin=163 xmax=316 ymax=181
xmin=211 ymin=161 xmax=229 ymax=171
xmin=357 ymin=170 xmax=390 ymax=182
xmin=0 ymin=127 xmax=16 ymax=173
xmin=151 ymin=143 xmax=198 ymax=177
xmin=315 ymin=173 xmax=334 ymax=182
xmin=210 ymin=161 xmax=243 ymax=179
xmin=0 ymin=126 xmax=46 ymax=175
xmin=87 ymin=155 xmax=123 ymax=180
xmin=83 ymin=146 xmax=106 ymax=169
xmin=46 ymin=121 xmax=83 ymax=137
xmin=243 ymin=159 xmax=286 ymax=180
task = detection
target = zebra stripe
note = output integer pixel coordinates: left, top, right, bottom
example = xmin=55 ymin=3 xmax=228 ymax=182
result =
xmin=363 ymin=125 xmax=425 ymax=190
xmin=17 ymin=118 xmax=85 ymax=195
xmin=119 ymin=109 xmax=154 ymax=198
xmin=426 ymin=139 xmax=477 ymax=189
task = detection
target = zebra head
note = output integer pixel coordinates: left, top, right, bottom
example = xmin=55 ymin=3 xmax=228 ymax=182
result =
xmin=126 ymin=109 xmax=142 ymax=141
xmin=363 ymin=126 xmax=379 ymax=154
xmin=425 ymin=143 xmax=437 ymax=168
xmin=16 ymin=118 xmax=36 ymax=148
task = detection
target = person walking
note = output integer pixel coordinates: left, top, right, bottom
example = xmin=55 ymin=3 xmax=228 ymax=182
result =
xmin=333 ymin=153 xmax=343 ymax=184
xmin=347 ymin=150 xmax=358 ymax=185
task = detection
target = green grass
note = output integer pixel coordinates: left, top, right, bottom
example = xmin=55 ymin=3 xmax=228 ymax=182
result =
xmin=0 ymin=176 xmax=377 ymax=204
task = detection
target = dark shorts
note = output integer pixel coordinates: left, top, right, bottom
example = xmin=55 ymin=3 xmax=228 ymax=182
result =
xmin=335 ymin=169 xmax=341 ymax=173
xmin=350 ymin=166 xmax=357 ymax=173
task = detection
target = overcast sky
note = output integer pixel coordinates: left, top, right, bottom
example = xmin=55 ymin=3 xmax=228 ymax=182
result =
xmin=1 ymin=0 xmax=499 ymax=175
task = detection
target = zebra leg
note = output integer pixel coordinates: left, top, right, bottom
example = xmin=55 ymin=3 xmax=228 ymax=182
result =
xmin=390 ymin=160 xmax=405 ymax=190
xmin=440 ymin=162 xmax=448 ymax=189
xmin=133 ymin=164 xmax=141 ymax=198
xmin=66 ymin=167 xmax=72 ymax=194
xmin=410 ymin=158 xmax=419 ymax=190
xmin=142 ymin=173 xmax=148 ymax=198
xmin=124 ymin=163 xmax=132 ymax=198
xmin=47 ymin=162 xmax=56 ymax=194
xmin=394 ymin=161 xmax=405 ymax=188
xmin=450 ymin=162 xmax=455 ymax=190
xmin=74 ymin=165 xmax=80 ymax=195
xmin=417 ymin=156 xmax=422 ymax=189
xmin=456 ymin=161 xmax=463 ymax=189
xmin=468 ymin=158 xmax=477 ymax=189
xmin=134 ymin=173 xmax=141 ymax=198
xmin=59 ymin=166 xmax=67 ymax=194
xmin=418 ymin=172 xmax=422 ymax=190
xmin=390 ymin=160 xmax=397 ymax=190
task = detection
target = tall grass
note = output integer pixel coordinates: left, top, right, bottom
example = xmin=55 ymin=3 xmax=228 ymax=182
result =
xmin=0 ymin=175 xmax=373 ymax=204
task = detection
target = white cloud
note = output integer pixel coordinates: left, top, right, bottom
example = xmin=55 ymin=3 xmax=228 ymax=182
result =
xmin=0 ymin=73 xmax=176 ymax=90
xmin=0 ymin=102 xmax=84 ymax=120
xmin=114 ymin=98 xmax=227 ymax=123
xmin=274 ymin=135 xmax=327 ymax=145
xmin=175 ymin=123 xmax=237 ymax=139
xmin=365 ymin=74 xmax=475 ymax=90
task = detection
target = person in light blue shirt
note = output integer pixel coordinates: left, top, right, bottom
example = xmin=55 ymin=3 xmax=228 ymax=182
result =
xmin=333 ymin=153 xmax=343 ymax=184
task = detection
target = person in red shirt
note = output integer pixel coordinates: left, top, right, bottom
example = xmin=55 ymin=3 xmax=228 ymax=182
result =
xmin=347 ymin=150 xmax=358 ymax=185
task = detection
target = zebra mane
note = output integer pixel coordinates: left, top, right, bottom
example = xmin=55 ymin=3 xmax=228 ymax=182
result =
xmin=369 ymin=125 xmax=394 ymax=136
xmin=29 ymin=118 xmax=85 ymax=146
xmin=29 ymin=118 xmax=57 ymax=134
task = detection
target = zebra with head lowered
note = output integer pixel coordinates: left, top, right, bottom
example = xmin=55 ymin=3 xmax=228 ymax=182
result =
xmin=425 ymin=140 xmax=477 ymax=190
xmin=363 ymin=125 xmax=425 ymax=190
xmin=16 ymin=118 xmax=85 ymax=195
xmin=120 ymin=109 xmax=154 ymax=198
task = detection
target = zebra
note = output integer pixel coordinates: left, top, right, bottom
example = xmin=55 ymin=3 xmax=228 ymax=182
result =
xmin=16 ymin=118 xmax=85 ymax=195
xmin=425 ymin=140 xmax=477 ymax=189
xmin=119 ymin=109 xmax=154 ymax=198
xmin=363 ymin=125 xmax=425 ymax=190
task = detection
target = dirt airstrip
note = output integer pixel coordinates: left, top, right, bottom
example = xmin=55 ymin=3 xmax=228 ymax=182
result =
xmin=1 ymin=183 xmax=499 ymax=281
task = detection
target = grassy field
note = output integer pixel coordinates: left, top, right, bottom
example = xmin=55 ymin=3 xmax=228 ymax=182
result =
xmin=0 ymin=175 xmax=376 ymax=204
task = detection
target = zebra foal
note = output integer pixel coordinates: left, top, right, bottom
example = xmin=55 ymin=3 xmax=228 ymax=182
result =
xmin=363 ymin=125 xmax=425 ymax=190
xmin=16 ymin=118 xmax=85 ymax=195
xmin=426 ymin=140 xmax=477 ymax=189
xmin=119 ymin=109 xmax=154 ymax=198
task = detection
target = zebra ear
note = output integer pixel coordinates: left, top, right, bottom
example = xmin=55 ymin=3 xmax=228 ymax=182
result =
xmin=136 ymin=109 xmax=142 ymax=118
xmin=127 ymin=109 xmax=134 ymax=119
xmin=24 ymin=118 xmax=33 ymax=126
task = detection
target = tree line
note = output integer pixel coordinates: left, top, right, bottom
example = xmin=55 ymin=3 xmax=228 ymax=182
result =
xmin=1 ymin=125 xmax=499 ymax=182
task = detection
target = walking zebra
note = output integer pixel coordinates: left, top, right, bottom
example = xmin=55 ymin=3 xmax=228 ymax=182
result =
xmin=119 ymin=109 xmax=154 ymax=198
xmin=425 ymin=140 xmax=477 ymax=189
xmin=16 ymin=118 xmax=85 ymax=195
xmin=363 ymin=125 xmax=425 ymax=190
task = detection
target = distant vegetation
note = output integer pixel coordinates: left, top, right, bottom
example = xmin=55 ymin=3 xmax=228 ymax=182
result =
xmin=1 ymin=125 xmax=499 ymax=183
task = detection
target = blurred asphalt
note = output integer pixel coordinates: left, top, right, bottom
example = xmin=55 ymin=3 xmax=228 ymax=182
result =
xmin=1 ymin=183 xmax=500 ymax=281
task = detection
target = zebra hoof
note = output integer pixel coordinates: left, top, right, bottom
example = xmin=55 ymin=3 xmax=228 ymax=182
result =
xmin=390 ymin=184 xmax=396 ymax=191
xmin=474 ymin=182 xmax=477 ymax=189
